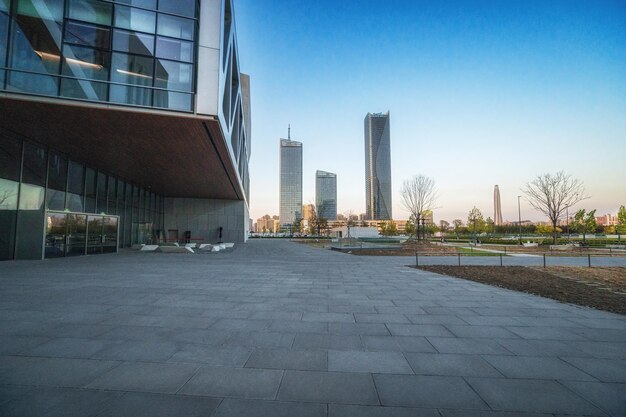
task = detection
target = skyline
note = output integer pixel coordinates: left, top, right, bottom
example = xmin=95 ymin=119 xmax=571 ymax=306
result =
xmin=235 ymin=0 xmax=626 ymax=223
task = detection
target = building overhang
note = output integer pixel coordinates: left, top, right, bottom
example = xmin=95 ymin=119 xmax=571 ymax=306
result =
xmin=0 ymin=95 xmax=245 ymax=202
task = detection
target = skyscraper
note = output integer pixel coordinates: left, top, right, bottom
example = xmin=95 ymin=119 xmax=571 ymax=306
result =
xmin=279 ymin=138 xmax=303 ymax=227
xmin=315 ymin=170 xmax=337 ymax=220
xmin=494 ymin=185 xmax=503 ymax=226
xmin=364 ymin=112 xmax=392 ymax=220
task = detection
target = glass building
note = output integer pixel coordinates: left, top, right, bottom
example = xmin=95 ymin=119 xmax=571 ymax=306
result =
xmin=279 ymin=138 xmax=302 ymax=228
xmin=315 ymin=170 xmax=336 ymax=220
xmin=0 ymin=0 xmax=251 ymax=260
xmin=364 ymin=111 xmax=392 ymax=220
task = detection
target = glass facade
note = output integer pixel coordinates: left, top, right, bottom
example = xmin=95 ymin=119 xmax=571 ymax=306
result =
xmin=315 ymin=170 xmax=337 ymax=221
xmin=0 ymin=131 xmax=164 ymax=260
xmin=0 ymin=0 xmax=198 ymax=112
xmin=279 ymin=139 xmax=302 ymax=228
xmin=364 ymin=112 xmax=392 ymax=220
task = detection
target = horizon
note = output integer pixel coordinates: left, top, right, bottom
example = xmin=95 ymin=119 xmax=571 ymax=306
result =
xmin=235 ymin=0 xmax=626 ymax=224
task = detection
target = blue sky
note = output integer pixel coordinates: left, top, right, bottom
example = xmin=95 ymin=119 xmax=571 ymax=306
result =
xmin=234 ymin=0 xmax=626 ymax=223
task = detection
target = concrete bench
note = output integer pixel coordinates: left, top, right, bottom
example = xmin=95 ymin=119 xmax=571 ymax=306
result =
xmin=158 ymin=246 xmax=194 ymax=254
xmin=140 ymin=245 xmax=159 ymax=252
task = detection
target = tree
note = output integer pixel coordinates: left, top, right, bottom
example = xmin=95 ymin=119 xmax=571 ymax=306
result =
xmin=617 ymin=205 xmax=626 ymax=241
xmin=573 ymin=209 xmax=597 ymax=243
xmin=439 ymin=220 xmax=450 ymax=241
xmin=467 ymin=207 xmax=485 ymax=240
xmin=399 ymin=175 xmax=438 ymax=241
xmin=536 ymin=224 xmax=562 ymax=235
xmin=404 ymin=217 xmax=416 ymax=237
xmin=380 ymin=220 xmax=397 ymax=236
xmin=452 ymin=219 xmax=463 ymax=238
xmin=484 ymin=217 xmax=494 ymax=234
xmin=522 ymin=171 xmax=588 ymax=244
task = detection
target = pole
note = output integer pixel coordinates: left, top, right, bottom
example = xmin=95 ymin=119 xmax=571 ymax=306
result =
xmin=473 ymin=219 xmax=477 ymax=246
xmin=500 ymin=254 xmax=503 ymax=267
xmin=588 ymin=254 xmax=591 ymax=268
xmin=518 ymin=196 xmax=522 ymax=245
xmin=458 ymin=253 xmax=461 ymax=266
xmin=415 ymin=252 xmax=419 ymax=267
xmin=543 ymin=253 xmax=546 ymax=268
xmin=566 ymin=206 xmax=569 ymax=241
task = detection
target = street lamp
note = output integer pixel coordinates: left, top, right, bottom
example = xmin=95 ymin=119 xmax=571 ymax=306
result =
xmin=473 ymin=218 xmax=477 ymax=246
xmin=517 ymin=195 xmax=522 ymax=245
xmin=566 ymin=206 xmax=569 ymax=241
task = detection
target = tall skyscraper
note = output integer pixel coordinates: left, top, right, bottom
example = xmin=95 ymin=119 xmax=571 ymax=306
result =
xmin=494 ymin=185 xmax=503 ymax=226
xmin=315 ymin=170 xmax=337 ymax=220
xmin=364 ymin=112 xmax=392 ymax=220
xmin=279 ymin=138 xmax=303 ymax=227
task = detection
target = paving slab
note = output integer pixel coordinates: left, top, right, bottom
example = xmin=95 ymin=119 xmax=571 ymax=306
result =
xmin=328 ymin=350 xmax=413 ymax=374
xmin=213 ymin=398 xmax=326 ymax=417
xmin=178 ymin=366 xmax=283 ymax=399
xmin=245 ymin=348 xmax=327 ymax=371
xmin=278 ymin=370 xmax=379 ymax=405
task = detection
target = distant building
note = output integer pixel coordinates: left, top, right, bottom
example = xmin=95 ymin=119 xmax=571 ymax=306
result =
xmin=302 ymin=204 xmax=315 ymax=222
xmin=364 ymin=112 xmax=392 ymax=220
xmin=315 ymin=170 xmax=337 ymax=220
xmin=279 ymin=138 xmax=303 ymax=227
xmin=494 ymin=185 xmax=503 ymax=226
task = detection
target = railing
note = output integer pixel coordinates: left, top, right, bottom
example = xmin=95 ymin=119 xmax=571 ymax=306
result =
xmin=414 ymin=251 xmax=626 ymax=268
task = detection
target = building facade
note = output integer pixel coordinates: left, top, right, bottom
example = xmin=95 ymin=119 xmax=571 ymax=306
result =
xmin=315 ymin=170 xmax=336 ymax=220
xmin=493 ymin=185 xmax=503 ymax=226
xmin=0 ymin=0 xmax=250 ymax=260
xmin=364 ymin=111 xmax=392 ymax=220
xmin=279 ymin=138 xmax=302 ymax=228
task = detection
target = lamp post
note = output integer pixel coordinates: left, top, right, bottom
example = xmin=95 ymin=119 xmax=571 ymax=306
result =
xmin=473 ymin=218 xmax=477 ymax=246
xmin=421 ymin=218 xmax=426 ymax=241
xmin=517 ymin=195 xmax=522 ymax=245
xmin=566 ymin=206 xmax=569 ymax=242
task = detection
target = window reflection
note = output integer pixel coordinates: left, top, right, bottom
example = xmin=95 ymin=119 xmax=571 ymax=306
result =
xmin=157 ymin=14 xmax=194 ymax=40
xmin=156 ymin=37 xmax=193 ymax=62
xmin=109 ymin=83 xmax=151 ymax=106
xmin=60 ymin=78 xmax=107 ymax=101
xmin=0 ymin=178 xmax=19 ymax=210
xmin=64 ymin=21 xmax=111 ymax=49
xmin=67 ymin=0 xmax=112 ymax=26
xmin=6 ymin=71 xmax=59 ymax=95
xmin=18 ymin=183 xmax=44 ymax=210
xmin=111 ymin=52 xmax=153 ymax=86
xmin=155 ymin=59 xmax=192 ymax=91
xmin=158 ymin=0 xmax=195 ymax=19
xmin=153 ymin=90 xmax=192 ymax=111
xmin=62 ymin=44 xmax=110 ymax=81
xmin=115 ymin=5 xmax=155 ymax=34
xmin=113 ymin=29 xmax=154 ymax=56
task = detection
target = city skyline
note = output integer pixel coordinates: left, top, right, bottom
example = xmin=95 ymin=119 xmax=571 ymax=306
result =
xmin=236 ymin=0 xmax=626 ymax=223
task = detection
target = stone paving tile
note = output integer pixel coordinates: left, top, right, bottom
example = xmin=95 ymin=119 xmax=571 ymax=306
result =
xmin=445 ymin=325 xmax=521 ymax=339
xmin=426 ymin=337 xmax=513 ymax=355
xmin=329 ymin=404 xmax=440 ymax=417
xmin=245 ymin=348 xmax=326 ymax=371
xmin=329 ymin=322 xmax=390 ymax=336
xmin=97 ymin=325 xmax=170 ymax=342
xmin=303 ymin=312 xmax=355 ymax=323
xmin=465 ymin=377 xmax=606 ymax=415
xmin=439 ymin=410 xmax=553 ymax=417
xmin=0 ymin=356 xmax=119 ymax=388
xmin=482 ymin=355 xmax=598 ymax=381
xmin=505 ymin=326 xmax=589 ymax=341
xmin=178 ymin=366 xmax=283 ymax=399
xmin=494 ymin=338 xmax=592 ymax=358
xmin=373 ymin=374 xmax=488 ymax=409
xmin=86 ymin=362 xmax=198 ymax=394
xmin=405 ymin=352 xmax=504 ymax=378
xmin=213 ymin=398 xmax=327 ymax=417
xmin=0 ymin=335 xmax=50 ymax=355
xmin=0 ymin=387 xmax=123 ymax=417
xmin=560 ymin=357 xmax=626 ymax=383
xmin=278 ymin=370 xmax=379 ymax=405
xmin=405 ymin=314 xmax=468 ymax=325
xmin=361 ymin=335 xmax=436 ymax=353
xmin=386 ymin=324 xmax=455 ymax=337
xmin=92 ymin=340 xmax=180 ymax=362
xmin=328 ymin=350 xmax=413 ymax=374
xmin=560 ymin=380 xmax=626 ymax=417
xmin=269 ymin=320 xmax=328 ymax=334
xmin=223 ymin=331 xmax=296 ymax=349
xmin=292 ymin=333 xmax=364 ymax=351
xmin=568 ymin=341 xmax=626 ymax=359
xmin=21 ymin=337 xmax=119 ymax=359
xmin=169 ymin=345 xmax=252 ymax=367
xmin=354 ymin=313 xmax=410 ymax=324
xmin=96 ymin=391 xmax=222 ymax=417
xmin=210 ymin=318 xmax=272 ymax=332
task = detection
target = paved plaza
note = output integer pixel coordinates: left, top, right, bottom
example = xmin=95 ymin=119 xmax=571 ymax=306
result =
xmin=0 ymin=239 xmax=625 ymax=416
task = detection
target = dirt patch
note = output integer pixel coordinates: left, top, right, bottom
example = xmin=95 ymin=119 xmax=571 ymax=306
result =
xmin=415 ymin=266 xmax=626 ymax=315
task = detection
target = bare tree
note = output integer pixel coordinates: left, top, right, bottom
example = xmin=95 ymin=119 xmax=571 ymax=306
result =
xmin=522 ymin=171 xmax=588 ymax=244
xmin=400 ymin=175 xmax=438 ymax=241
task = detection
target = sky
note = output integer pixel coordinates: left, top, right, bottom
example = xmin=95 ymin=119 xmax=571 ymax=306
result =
xmin=234 ymin=0 xmax=626 ymax=224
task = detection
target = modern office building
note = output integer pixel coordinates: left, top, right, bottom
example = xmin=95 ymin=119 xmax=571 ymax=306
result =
xmin=315 ymin=170 xmax=336 ymax=220
xmin=364 ymin=111 xmax=392 ymax=220
xmin=279 ymin=138 xmax=302 ymax=228
xmin=0 ymin=0 xmax=251 ymax=260
xmin=494 ymin=185 xmax=503 ymax=226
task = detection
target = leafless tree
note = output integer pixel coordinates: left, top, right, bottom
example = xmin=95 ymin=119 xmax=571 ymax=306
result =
xmin=400 ymin=175 xmax=438 ymax=241
xmin=522 ymin=171 xmax=588 ymax=244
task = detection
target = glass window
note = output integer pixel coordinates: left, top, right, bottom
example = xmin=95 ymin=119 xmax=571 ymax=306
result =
xmin=85 ymin=167 xmax=96 ymax=212
xmin=0 ymin=0 xmax=9 ymax=12
xmin=6 ymin=71 xmax=59 ymax=95
xmin=19 ymin=183 xmax=44 ymax=210
xmin=115 ymin=5 xmax=155 ymax=34
xmin=153 ymin=90 xmax=192 ymax=111
xmin=113 ymin=29 xmax=154 ymax=56
xmin=66 ymin=160 xmax=84 ymax=212
xmin=154 ymin=59 xmax=192 ymax=91
xmin=62 ymin=44 xmax=110 ymax=81
xmin=157 ymin=14 xmax=194 ymax=40
xmin=96 ymin=172 xmax=106 ymax=213
xmin=61 ymin=78 xmax=108 ymax=101
xmin=117 ymin=0 xmax=156 ymax=9
xmin=67 ymin=0 xmax=112 ymax=26
xmin=0 ymin=134 xmax=21 ymax=183
xmin=116 ymin=179 xmax=125 ymax=200
xmin=64 ymin=21 xmax=111 ymax=49
xmin=46 ymin=152 xmax=67 ymax=210
xmin=156 ymin=37 xmax=193 ymax=62
xmin=22 ymin=142 xmax=46 ymax=186
xmin=111 ymin=52 xmax=153 ymax=86
xmin=109 ymin=83 xmax=152 ymax=106
xmin=158 ymin=0 xmax=196 ymax=18
xmin=0 ymin=8 xmax=8 ymax=68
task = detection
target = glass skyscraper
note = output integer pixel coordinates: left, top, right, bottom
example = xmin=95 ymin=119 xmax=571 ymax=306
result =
xmin=279 ymin=138 xmax=302 ymax=228
xmin=315 ymin=170 xmax=336 ymax=220
xmin=0 ymin=0 xmax=251 ymax=260
xmin=364 ymin=111 xmax=392 ymax=220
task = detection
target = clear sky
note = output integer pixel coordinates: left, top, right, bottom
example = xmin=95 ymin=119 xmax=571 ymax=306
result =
xmin=234 ymin=0 xmax=626 ymax=224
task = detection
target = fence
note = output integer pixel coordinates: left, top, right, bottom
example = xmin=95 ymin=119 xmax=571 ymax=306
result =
xmin=414 ymin=252 xmax=626 ymax=268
